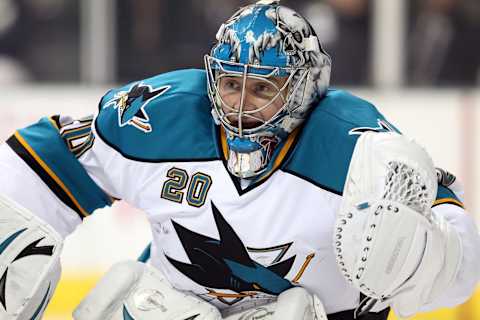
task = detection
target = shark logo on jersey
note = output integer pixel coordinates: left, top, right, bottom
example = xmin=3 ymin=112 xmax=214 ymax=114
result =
xmin=348 ymin=119 xmax=397 ymax=135
xmin=103 ymin=83 xmax=170 ymax=133
xmin=165 ymin=201 xmax=297 ymax=306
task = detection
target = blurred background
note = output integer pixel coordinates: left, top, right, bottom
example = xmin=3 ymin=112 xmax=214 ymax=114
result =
xmin=0 ymin=0 xmax=479 ymax=319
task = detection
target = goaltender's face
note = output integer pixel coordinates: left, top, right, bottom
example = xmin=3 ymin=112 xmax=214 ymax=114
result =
xmin=217 ymin=75 xmax=288 ymax=129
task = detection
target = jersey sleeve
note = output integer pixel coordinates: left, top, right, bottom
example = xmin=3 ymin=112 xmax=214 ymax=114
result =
xmin=0 ymin=99 xmax=150 ymax=238
xmin=0 ymin=114 xmax=114 ymax=237
xmin=422 ymin=202 xmax=480 ymax=311
xmin=5 ymin=115 xmax=114 ymax=218
xmin=420 ymin=169 xmax=479 ymax=310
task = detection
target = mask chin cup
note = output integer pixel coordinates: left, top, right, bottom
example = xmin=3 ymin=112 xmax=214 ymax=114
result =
xmin=227 ymin=148 xmax=265 ymax=179
xmin=226 ymin=137 xmax=265 ymax=178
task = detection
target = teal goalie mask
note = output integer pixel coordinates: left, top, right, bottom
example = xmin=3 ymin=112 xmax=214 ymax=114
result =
xmin=205 ymin=0 xmax=331 ymax=178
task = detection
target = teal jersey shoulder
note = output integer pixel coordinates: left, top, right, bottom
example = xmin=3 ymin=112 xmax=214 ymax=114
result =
xmin=95 ymin=69 xmax=220 ymax=162
xmin=436 ymin=185 xmax=462 ymax=205
xmin=283 ymin=89 xmax=398 ymax=195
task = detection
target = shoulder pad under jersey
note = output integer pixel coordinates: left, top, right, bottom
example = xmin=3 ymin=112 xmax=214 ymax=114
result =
xmin=95 ymin=69 xmax=219 ymax=162
xmin=283 ymin=89 xmax=399 ymax=195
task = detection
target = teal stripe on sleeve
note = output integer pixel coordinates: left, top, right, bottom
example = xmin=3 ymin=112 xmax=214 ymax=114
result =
xmin=17 ymin=117 xmax=113 ymax=214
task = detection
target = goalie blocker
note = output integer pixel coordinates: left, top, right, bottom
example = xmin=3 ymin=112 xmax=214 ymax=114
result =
xmin=73 ymin=260 xmax=328 ymax=320
xmin=0 ymin=194 xmax=63 ymax=320
xmin=334 ymin=132 xmax=462 ymax=318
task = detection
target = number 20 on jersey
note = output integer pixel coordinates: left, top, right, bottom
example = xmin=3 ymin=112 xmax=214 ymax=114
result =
xmin=161 ymin=167 xmax=212 ymax=207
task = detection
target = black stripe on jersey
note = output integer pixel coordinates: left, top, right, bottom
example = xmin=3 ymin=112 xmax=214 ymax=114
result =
xmin=6 ymin=135 xmax=86 ymax=220
xmin=281 ymin=168 xmax=343 ymax=196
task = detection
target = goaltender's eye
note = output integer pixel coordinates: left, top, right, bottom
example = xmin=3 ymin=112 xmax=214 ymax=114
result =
xmin=252 ymin=82 xmax=277 ymax=99
xmin=254 ymin=83 xmax=270 ymax=92
xmin=220 ymin=78 xmax=241 ymax=92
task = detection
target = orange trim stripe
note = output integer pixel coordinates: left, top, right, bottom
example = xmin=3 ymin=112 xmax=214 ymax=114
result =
xmin=257 ymin=128 xmax=299 ymax=183
xmin=220 ymin=128 xmax=229 ymax=159
xmin=207 ymin=289 xmax=257 ymax=298
xmin=292 ymin=253 xmax=315 ymax=283
xmin=14 ymin=131 xmax=89 ymax=217
xmin=130 ymin=119 xmax=151 ymax=131
xmin=433 ymin=198 xmax=465 ymax=209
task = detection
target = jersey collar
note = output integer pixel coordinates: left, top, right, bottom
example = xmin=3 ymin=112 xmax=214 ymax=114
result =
xmin=218 ymin=127 xmax=300 ymax=195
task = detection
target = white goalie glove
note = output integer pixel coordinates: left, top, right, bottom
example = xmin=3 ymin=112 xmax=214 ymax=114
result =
xmin=334 ymin=132 xmax=462 ymax=318
xmin=74 ymin=260 xmax=222 ymax=320
xmin=224 ymin=287 xmax=327 ymax=320
xmin=0 ymin=194 xmax=63 ymax=320
xmin=74 ymin=260 xmax=328 ymax=320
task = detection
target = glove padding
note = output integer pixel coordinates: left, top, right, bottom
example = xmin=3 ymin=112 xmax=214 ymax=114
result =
xmin=74 ymin=260 xmax=328 ymax=320
xmin=0 ymin=193 xmax=62 ymax=320
xmin=73 ymin=260 xmax=222 ymax=320
xmin=224 ymin=287 xmax=327 ymax=320
xmin=334 ymin=132 xmax=462 ymax=317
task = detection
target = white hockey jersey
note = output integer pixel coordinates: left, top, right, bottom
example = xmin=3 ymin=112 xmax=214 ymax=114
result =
xmin=1 ymin=69 xmax=478 ymax=320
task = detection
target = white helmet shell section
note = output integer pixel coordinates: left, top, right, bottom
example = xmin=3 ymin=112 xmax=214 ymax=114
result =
xmin=267 ymin=5 xmax=331 ymax=133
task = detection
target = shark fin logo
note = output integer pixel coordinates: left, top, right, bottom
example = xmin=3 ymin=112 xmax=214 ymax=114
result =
xmin=349 ymin=119 xmax=397 ymax=135
xmin=104 ymin=83 xmax=170 ymax=133
xmin=166 ymin=202 xmax=297 ymax=305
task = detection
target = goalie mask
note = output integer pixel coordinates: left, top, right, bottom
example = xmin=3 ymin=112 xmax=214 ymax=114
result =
xmin=205 ymin=0 xmax=331 ymax=178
